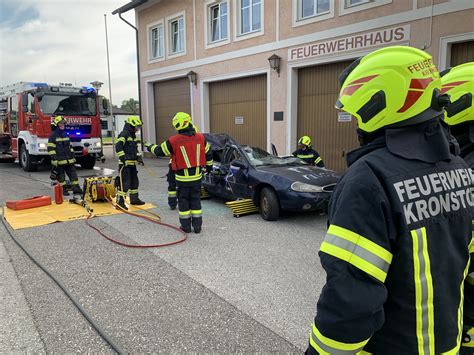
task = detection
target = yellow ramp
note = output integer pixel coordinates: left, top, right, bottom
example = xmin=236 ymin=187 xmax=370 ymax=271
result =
xmin=4 ymin=200 xmax=156 ymax=230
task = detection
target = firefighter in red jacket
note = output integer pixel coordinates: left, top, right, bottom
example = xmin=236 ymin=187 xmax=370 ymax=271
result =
xmin=145 ymin=112 xmax=213 ymax=233
xmin=306 ymin=46 xmax=473 ymax=354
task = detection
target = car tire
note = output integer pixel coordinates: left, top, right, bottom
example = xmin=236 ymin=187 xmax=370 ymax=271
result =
xmin=259 ymin=187 xmax=280 ymax=221
xmin=20 ymin=144 xmax=37 ymax=172
xmin=79 ymin=155 xmax=96 ymax=169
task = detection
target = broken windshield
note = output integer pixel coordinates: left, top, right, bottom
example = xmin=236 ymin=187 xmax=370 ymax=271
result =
xmin=242 ymin=146 xmax=307 ymax=167
xmin=38 ymin=93 xmax=97 ymax=116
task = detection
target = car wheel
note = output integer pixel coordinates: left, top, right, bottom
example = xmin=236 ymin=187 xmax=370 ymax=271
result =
xmin=79 ymin=155 xmax=96 ymax=169
xmin=259 ymin=187 xmax=280 ymax=221
xmin=20 ymin=144 xmax=37 ymax=172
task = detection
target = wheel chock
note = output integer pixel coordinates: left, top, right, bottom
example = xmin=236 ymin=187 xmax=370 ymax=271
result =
xmin=225 ymin=199 xmax=259 ymax=217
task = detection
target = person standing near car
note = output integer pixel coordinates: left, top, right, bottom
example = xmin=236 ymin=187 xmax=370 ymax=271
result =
xmin=306 ymin=46 xmax=473 ymax=354
xmin=441 ymin=62 xmax=474 ymax=168
xmin=293 ymin=136 xmax=325 ymax=167
xmin=47 ymin=115 xmax=82 ymax=195
xmin=115 ymin=115 xmax=145 ymax=210
xmin=145 ymin=112 xmax=213 ymax=233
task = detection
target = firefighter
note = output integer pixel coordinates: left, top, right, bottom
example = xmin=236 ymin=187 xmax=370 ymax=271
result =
xmin=47 ymin=115 xmax=82 ymax=195
xmin=115 ymin=115 xmax=145 ymax=210
xmin=441 ymin=62 xmax=474 ymax=168
xmin=306 ymin=46 xmax=473 ymax=354
xmin=292 ymin=136 xmax=324 ymax=167
xmin=144 ymin=112 xmax=213 ymax=233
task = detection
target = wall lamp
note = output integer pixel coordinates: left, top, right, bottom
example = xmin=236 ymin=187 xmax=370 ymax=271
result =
xmin=187 ymin=70 xmax=198 ymax=86
xmin=268 ymin=54 xmax=281 ymax=77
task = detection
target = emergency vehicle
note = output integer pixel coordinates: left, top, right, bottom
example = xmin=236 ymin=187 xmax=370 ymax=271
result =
xmin=0 ymin=82 xmax=105 ymax=171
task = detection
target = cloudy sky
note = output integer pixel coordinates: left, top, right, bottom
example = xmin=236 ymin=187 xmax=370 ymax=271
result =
xmin=0 ymin=0 xmax=138 ymax=105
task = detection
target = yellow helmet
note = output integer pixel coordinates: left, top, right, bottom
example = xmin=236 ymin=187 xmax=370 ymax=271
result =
xmin=336 ymin=46 xmax=442 ymax=133
xmin=440 ymin=62 xmax=474 ymax=126
xmin=53 ymin=115 xmax=66 ymax=126
xmin=298 ymin=135 xmax=311 ymax=147
xmin=172 ymin=112 xmax=192 ymax=131
xmin=127 ymin=115 xmax=142 ymax=127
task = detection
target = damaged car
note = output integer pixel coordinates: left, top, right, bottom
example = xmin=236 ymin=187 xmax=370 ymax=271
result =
xmin=202 ymin=133 xmax=340 ymax=221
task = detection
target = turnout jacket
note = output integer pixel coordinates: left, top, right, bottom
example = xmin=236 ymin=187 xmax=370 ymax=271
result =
xmin=309 ymin=119 xmax=473 ymax=354
xmin=293 ymin=147 xmax=324 ymax=167
xmin=452 ymin=123 xmax=474 ymax=168
xmin=47 ymin=128 xmax=76 ymax=165
xmin=147 ymin=128 xmax=213 ymax=185
xmin=116 ymin=123 xmax=141 ymax=165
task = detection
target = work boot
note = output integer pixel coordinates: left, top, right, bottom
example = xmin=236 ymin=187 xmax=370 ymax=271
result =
xmin=72 ymin=186 xmax=83 ymax=196
xmin=130 ymin=194 xmax=146 ymax=206
xmin=63 ymin=189 xmax=70 ymax=196
xmin=116 ymin=196 xmax=128 ymax=210
xmin=193 ymin=226 xmax=201 ymax=234
xmin=180 ymin=226 xmax=191 ymax=233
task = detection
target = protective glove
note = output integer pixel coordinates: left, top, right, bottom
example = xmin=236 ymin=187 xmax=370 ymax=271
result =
xmin=137 ymin=154 xmax=144 ymax=166
xmin=144 ymin=141 xmax=153 ymax=150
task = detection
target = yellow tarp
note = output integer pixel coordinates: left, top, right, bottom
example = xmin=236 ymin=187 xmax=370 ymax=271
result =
xmin=4 ymin=200 xmax=156 ymax=230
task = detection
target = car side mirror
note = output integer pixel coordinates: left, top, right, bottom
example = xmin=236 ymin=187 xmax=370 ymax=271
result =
xmin=230 ymin=160 xmax=247 ymax=169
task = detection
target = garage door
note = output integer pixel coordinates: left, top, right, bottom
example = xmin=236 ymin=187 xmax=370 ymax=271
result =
xmin=209 ymin=75 xmax=267 ymax=149
xmin=451 ymin=40 xmax=474 ymax=66
xmin=153 ymin=78 xmax=191 ymax=144
xmin=297 ymin=60 xmax=359 ymax=172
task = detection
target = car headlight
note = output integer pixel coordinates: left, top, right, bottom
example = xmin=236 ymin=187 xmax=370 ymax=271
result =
xmin=291 ymin=181 xmax=323 ymax=193
xmin=95 ymin=142 xmax=102 ymax=148
xmin=38 ymin=143 xmax=46 ymax=149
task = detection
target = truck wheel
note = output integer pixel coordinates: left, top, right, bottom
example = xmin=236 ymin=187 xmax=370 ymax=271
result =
xmin=20 ymin=144 xmax=37 ymax=172
xmin=259 ymin=187 xmax=280 ymax=221
xmin=79 ymin=155 xmax=96 ymax=169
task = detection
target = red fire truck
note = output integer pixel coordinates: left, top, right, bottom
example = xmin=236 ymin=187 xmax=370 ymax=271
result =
xmin=0 ymin=82 xmax=105 ymax=171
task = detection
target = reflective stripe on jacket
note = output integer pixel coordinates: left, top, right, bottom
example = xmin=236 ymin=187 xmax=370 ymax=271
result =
xmin=48 ymin=128 xmax=76 ymax=165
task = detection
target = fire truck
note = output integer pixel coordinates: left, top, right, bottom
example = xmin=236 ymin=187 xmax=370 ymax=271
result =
xmin=0 ymin=82 xmax=106 ymax=171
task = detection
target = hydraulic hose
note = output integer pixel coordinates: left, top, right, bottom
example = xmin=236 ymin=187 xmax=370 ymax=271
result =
xmin=1 ymin=207 xmax=126 ymax=355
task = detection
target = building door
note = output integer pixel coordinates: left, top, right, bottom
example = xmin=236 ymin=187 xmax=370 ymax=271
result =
xmin=297 ymin=60 xmax=358 ymax=172
xmin=153 ymin=78 xmax=191 ymax=144
xmin=450 ymin=40 xmax=474 ymax=66
xmin=209 ymin=75 xmax=267 ymax=149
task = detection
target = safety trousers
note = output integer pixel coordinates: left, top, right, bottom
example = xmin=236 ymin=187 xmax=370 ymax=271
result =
xmin=56 ymin=164 xmax=81 ymax=193
xmin=117 ymin=165 xmax=140 ymax=201
xmin=167 ymin=166 xmax=177 ymax=209
xmin=177 ymin=184 xmax=202 ymax=232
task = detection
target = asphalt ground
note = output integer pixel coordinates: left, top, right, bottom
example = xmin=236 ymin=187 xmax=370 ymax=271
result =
xmin=0 ymin=146 xmax=329 ymax=353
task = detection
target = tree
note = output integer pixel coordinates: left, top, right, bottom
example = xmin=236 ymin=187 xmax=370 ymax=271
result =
xmin=121 ymin=98 xmax=139 ymax=114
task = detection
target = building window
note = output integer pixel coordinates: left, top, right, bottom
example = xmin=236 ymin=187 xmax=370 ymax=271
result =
xmin=346 ymin=0 xmax=371 ymax=7
xmin=239 ymin=0 xmax=262 ymax=35
xmin=169 ymin=16 xmax=185 ymax=54
xmin=299 ymin=0 xmax=330 ymax=19
xmin=209 ymin=2 xmax=228 ymax=43
xmin=150 ymin=24 xmax=164 ymax=59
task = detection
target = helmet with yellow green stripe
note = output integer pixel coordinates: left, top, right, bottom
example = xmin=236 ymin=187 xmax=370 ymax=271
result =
xmin=172 ymin=112 xmax=192 ymax=131
xmin=440 ymin=62 xmax=474 ymax=126
xmin=127 ymin=115 xmax=142 ymax=127
xmin=336 ymin=46 xmax=443 ymax=133
xmin=298 ymin=135 xmax=311 ymax=147
xmin=53 ymin=115 xmax=66 ymax=126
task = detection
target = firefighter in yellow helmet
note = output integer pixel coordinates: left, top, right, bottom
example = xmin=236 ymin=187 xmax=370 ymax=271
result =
xmin=292 ymin=135 xmax=324 ymax=167
xmin=441 ymin=62 xmax=474 ymax=168
xmin=115 ymin=115 xmax=145 ymax=210
xmin=47 ymin=115 xmax=82 ymax=195
xmin=306 ymin=46 xmax=472 ymax=354
xmin=144 ymin=113 xmax=213 ymax=233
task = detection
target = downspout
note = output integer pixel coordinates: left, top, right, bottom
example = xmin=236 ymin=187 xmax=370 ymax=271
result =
xmin=118 ymin=13 xmax=144 ymax=149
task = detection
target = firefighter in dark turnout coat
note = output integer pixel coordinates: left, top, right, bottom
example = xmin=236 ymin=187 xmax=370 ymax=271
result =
xmin=306 ymin=46 xmax=473 ymax=354
xmin=145 ymin=112 xmax=213 ymax=233
xmin=115 ymin=115 xmax=145 ymax=210
xmin=47 ymin=115 xmax=82 ymax=195
xmin=292 ymin=135 xmax=325 ymax=167
xmin=441 ymin=62 xmax=474 ymax=169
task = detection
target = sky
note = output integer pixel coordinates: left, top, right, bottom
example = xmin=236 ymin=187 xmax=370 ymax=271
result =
xmin=0 ymin=0 xmax=138 ymax=105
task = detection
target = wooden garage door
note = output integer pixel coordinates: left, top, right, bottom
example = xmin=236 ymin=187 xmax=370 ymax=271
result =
xmin=153 ymin=78 xmax=191 ymax=144
xmin=451 ymin=41 xmax=474 ymax=66
xmin=297 ymin=61 xmax=359 ymax=172
xmin=209 ymin=75 xmax=266 ymax=149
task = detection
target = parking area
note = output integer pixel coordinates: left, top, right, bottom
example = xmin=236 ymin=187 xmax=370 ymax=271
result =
xmin=0 ymin=148 xmax=329 ymax=353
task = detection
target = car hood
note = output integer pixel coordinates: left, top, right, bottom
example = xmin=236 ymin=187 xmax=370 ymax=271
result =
xmin=256 ymin=165 xmax=340 ymax=187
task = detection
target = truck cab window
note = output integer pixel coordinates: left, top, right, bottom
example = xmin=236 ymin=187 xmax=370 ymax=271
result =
xmin=28 ymin=93 xmax=35 ymax=113
xmin=10 ymin=95 xmax=18 ymax=136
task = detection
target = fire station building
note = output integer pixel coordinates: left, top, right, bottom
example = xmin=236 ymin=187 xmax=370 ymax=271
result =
xmin=117 ymin=0 xmax=474 ymax=171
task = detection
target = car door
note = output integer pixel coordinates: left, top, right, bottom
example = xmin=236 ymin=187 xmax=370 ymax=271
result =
xmin=223 ymin=146 xmax=250 ymax=199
